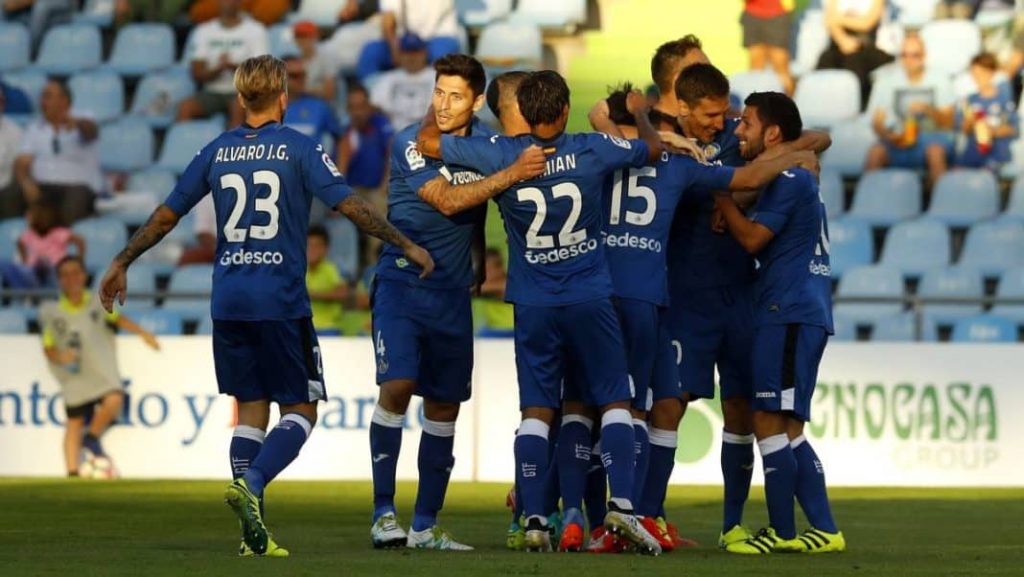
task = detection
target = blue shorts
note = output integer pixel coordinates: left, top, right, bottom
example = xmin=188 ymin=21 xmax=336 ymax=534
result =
xmin=515 ymin=298 xmax=631 ymax=411
xmin=371 ymin=279 xmax=473 ymax=404
xmin=669 ymin=284 xmax=755 ymax=401
xmin=613 ymin=298 xmax=681 ymax=411
xmin=885 ymin=132 xmax=953 ymax=168
xmin=213 ymin=318 xmax=326 ymax=405
xmin=751 ymin=323 xmax=828 ymax=422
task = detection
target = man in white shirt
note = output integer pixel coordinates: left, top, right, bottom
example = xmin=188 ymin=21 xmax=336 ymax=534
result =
xmin=14 ymin=79 xmax=100 ymax=225
xmin=0 ymin=87 xmax=25 ymax=220
xmin=177 ymin=0 xmax=270 ymax=127
xmin=356 ymin=0 xmax=461 ymax=80
xmin=369 ymin=33 xmax=435 ymax=130
xmin=864 ymin=34 xmax=956 ymax=186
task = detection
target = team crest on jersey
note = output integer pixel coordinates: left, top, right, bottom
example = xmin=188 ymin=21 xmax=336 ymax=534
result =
xmin=405 ymin=141 xmax=426 ymax=170
xmin=703 ymin=142 xmax=722 ymax=160
xmin=396 ymin=257 xmax=409 ymax=269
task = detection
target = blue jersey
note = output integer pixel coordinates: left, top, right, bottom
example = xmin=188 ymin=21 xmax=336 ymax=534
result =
xmin=604 ymin=153 xmax=735 ymax=306
xmin=668 ymin=117 xmax=756 ymax=291
xmin=441 ymin=131 xmax=649 ymax=306
xmin=750 ymin=168 xmax=833 ymax=332
xmin=283 ymin=95 xmax=343 ymax=152
xmin=956 ymin=88 xmax=1018 ymax=169
xmin=375 ymin=120 xmax=494 ymax=289
xmin=164 ymin=121 xmax=352 ymax=321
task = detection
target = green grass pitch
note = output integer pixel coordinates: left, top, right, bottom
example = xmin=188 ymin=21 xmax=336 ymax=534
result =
xmin=2 ymin=480 xmax=1021 ymax=576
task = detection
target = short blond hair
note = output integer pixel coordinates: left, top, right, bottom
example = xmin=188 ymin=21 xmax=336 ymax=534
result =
xmin=234 ymin=54 xmax=287 ymax=112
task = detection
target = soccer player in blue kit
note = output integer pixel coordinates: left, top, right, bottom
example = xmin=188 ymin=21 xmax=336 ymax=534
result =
xmin=715 ymin=91 xmax=845 ymax=555
xmin=97 ymin=55 xmax=434 ymax=557
xmin=368 ymin=54 xmax=545 ymax=551
xmin=417 ymin=70 xmax=668 ymax=553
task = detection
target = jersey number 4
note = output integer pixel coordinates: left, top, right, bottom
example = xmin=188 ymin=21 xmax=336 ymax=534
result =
xmin=517 ymin=182 xmax=587 ymax=248
xmin=609 ymin=167 xmax=657 ymax=226
xmin=221 ymin=170 xmax=281 ymax=242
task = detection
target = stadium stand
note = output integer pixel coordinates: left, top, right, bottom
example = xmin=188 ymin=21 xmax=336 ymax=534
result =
xmin=0 ymin=22 xmax=31 ymax=72
xmin=729 ymin=70 xmax=785 ymax=103
xmin=834 ymin=265 xmax=906 ymax=325
xmin=129 ymin=69 xmax=197 ymax=128
xmin=951 ymin=314 xmax=1018 ymax=343
xmin=991 ymin=267 xmax=1024 ymax=324
xmin=820 ymin=119 xmax=875 ymax=177
xmin=68 ymin=70 xmax=125 ymax=124
xmin=926 ymin=170 xmax=1000 ymax=227
xmin=163 ymin=264 xmax=214 ymax=323
xmin=125 ymin=308 xmax=185 ymax=336
xmin=156 ymin=120 xmax=222 ymax=174
xmin=920 ymin=19 xmax=982 ymax=78
xmin=0 ymin=308 xmax=27 ymax=334
xmin=849 ymin=169 xmax=921 ymax=227
xmin=106 ymin=23 xmax=177 ymax=77
xmin=507 ymin=0 xmax=586 ymax=31
xmin=917 ymin=266 xmax=985 ymax=326
xmin=456 ymin=0 xmax=514 ymax=27
xmin=99 ymin=118 xmax=155 ymax=173
xmin=34 ymin=24 xmax=102 ymax=75
xmin=819 ymin=168 xmax=844 ymax=218
xmin=828 ymin=217 xmax=873 ymax=279
xmin=475 ymin=21 xmax=543 ymax=70
xmin=879 ymin=219 xmax=951 ymax=278
xmin=793 ymin=69 xmax=861 ymax=129
xmin=958 ymin=220 xmax=1024 ymax=278
xmin=72 ymin=0 xmax=115 ymax=27
xmin=0 ymin=217 xmax=25 ymax=262
xmin=71 ymin=216 xmax=129 ymax=273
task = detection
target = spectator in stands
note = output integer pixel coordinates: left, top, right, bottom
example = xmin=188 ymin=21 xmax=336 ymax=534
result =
xmin=865 ymin=34 xmax=955 ymax=186
xmin=817 ymin=0 xmax=894 ymax=110
xmin=177 ymin=0 xmax=269 ymax=128
xmin=477 ymin=247 xmax=513 ymax=336
xmin=283 ymin=57 xmax=343 ymax=155
xmin=293 ymin=20 xmax=337 ymax=102
xmin=356 ymin=0 xmax=461 ymax=80
xmin=369 ymin=33 xmax=436 ymax=130
xmin=320 ymin=0 xmax=385 ymax=74
xmin=1 ymin=201 xmax=83 ymax=288
xmin=0 ymin=79 xmax=32 ymax=115
xmin=339 ymin=83 xmax=392 ymax=262
xmin=1 ymin=0 xmax=73 ymax=55
xmin=741 ymin=0 xmax=796 ymax=95
xmin=177 ymin=194 xmax=216 ymax=266
xmin=1004 ymin=14 xmax=1024 ymax=98
xmin=934 ymin=0 xmax=976 ymax=19
xmin=306 ymin=224 xmax=348 ymax=336
xmin=0 ymin=87 xmax=25 ymax=220
xmin=114 ymin=0 xmax=189 ymax=27
xmin=40 ymin=255 xmax=159 ymax=477
xmin=188 ymin=0 xmax=289 ymax=26
xmin=14 ymin=79 xmax=101 ymax=226
xmin=955 ymin=52 xmax=1019 ymax=172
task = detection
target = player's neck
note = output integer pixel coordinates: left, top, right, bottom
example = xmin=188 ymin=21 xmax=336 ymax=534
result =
xmin=65 ymin=291 xmax=84 ymax=305
xmin=244 ymin=112 xmax=281 ymax=128
xmin=654 ymin=95 xmax=678 ymax=119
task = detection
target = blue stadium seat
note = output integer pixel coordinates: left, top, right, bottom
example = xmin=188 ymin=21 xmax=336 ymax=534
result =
xmin=820 ymin=119 xmax=874 ymax=177
xmin=325 ymin=218 xmax=359 ymax=280
xmin=73 ymin=0 xmax=115 ymax=27
xmin=828 ymin=217 xmax=873 ymax=279
xmin=129 ymin=69 xmax=196 ymax=129
xmin=35 ymin=24 xmax=102 ymax=75
xmin=879 ymin=219 xmax=950 ymax=278
xmin=156 ymin=121 xmax=222 ymax=174
xmin=99 ymin=119 xmax=154 ymax=172
xmin=831 ymin=312 xmax=857 ymax=341
xmin=0 ymin=22 xmax=30 ymax=72
xmin=293 ymin=0 xmax=347 ymax=27
xmin=791 ymin=9 xmax=828 ymax=77
xmin=818 ymin=168 xmax=844 ymax=219
xmin=892 ymin=0 xmax=940 ymax=26
xmin=106 ymin=23 xmax=176 ymax=76
xmin=834 ymin=265 xmax=905 ymax=324
xmin=195 ymin=315 xmax=214 ymax=336
xmin=96 ymin=190 xmax=159 ymax=227
xmin=917 ymin=266 xmax=983 ymax=325
xmin=508 ymin=0 xmax=586 ymax=30
xmin=126 ymin=169 xmax=177 ymax=196
xmin=991 ymin=267 xmax=1024 ymax=323
xmin=849 ymin=169 xmax=921 ymax=227
xmin=475 ymin=21 xmax=543 ymax=69
xmin=921 ymin=20 xmax=981 ymax=78
xmin=124 ymin=308 xmax=184 ymax=336
xmin=958 ymin=219 xmax=1024 ymax=277
xmin=793 ymin=69 xmax=860 ymax=128
xmin=3 ymin=68 xmax=46 ymax=108
xmin=93 ymin=263 xmax=158 ymax=304
xmin=0 ymin=217 xmax=26 ymax=261
xmin=951 ymin=314 xmax=1017 ymax=343
xmin=68 ymin=70 xmax=124 ymax=124
xmin=164 ymin=264 xmax=213 ymax=322
xmin=268 ymin=23 xmax=299 ymax=58
xmin=926 ymin=169 xmax=999 ymax=227
xmin=71 ymin=216 xmax=129 ymax=272
xmin=0 ymin=309 xmax=27 ymax=334
xmin=729 ymin=70 xmax=784 ymax=103
xmin=871 ymin=311 xmax=938 ymax=342
xmin=456 ymin=0 xmax=513 ymax=27
xmin=1002 ymin=176 xmax=1024 ymax=222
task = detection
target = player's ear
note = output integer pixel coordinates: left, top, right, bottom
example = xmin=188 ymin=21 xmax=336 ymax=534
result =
xmin=765 ymin=124 xmax=781 ymax=145
xmin=472 ymin=93 xmax=485 ymax=113
xmin=677 ymin=99 xmax=690 ymax=118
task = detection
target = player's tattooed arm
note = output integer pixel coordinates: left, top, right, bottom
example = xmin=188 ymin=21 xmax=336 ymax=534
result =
xmin=416 ymin=106 xmax=443 ymax=159
xmin=417 ymin=146 xmax=546 ymax=216
xmin=99 ymin=205 xmax=181 ymax=312
xmin=626 ymin=91 xmax=664 ymax=163
xmin=336 ymin=195 xmax=435 ymax=278
xmin=715 ymin=195 xmax=775 ymax=254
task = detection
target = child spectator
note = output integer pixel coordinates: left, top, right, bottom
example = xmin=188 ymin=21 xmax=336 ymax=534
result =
xmin=955 ymin=53 xmax=1019 ymax=172
xmin=306 ymin=225 xmax=348 ymax=335
xmin=2 ymin=202 xmax=84 ymax=288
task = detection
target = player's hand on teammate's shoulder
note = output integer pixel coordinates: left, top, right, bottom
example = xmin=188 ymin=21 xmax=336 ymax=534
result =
xmin=788 ymin=150 xmax=820 ymax=179
xmin=511 ymin=145 xmax=547 ymax=182
xmin=98 ymin=264 xmax=128 ymax=313
xmin=625 ymin=90 xmax=649 ymax=115
xmin=658 ymin=131 xmax=706 ymax=163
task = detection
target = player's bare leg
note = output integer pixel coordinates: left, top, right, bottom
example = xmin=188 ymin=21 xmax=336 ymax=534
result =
xmin=64 ymin=416 xmax=85 ymax=476
xmin=370 ymin=379 xmax=416 ymax=548
xmin=82 ymin=391 xmax=124 ymax=459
